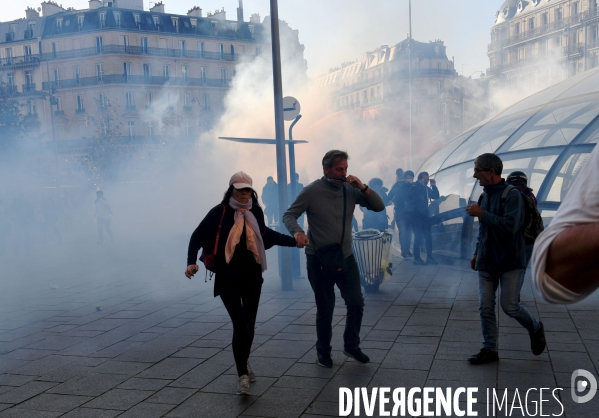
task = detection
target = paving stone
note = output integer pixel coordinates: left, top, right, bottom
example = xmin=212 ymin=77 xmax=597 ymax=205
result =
xmin=251 ymin=340 xmax=314 ymax=359
xmin=202 ymin=375 xmax=276 ymax=396
xmin=170 ymin=347 xmax=220 ymax=359
xmin=145 ymin=387 xmax=197 ymax=405
xmin=116 ymin=401 xmax=175 ymax=417
xmin=0 ymin=381 xmax=58 ymax=404
xmin=117 ymin=378 xmax=172 ymax=391
xmin=137 ymin=358 xmax=203 ymax=380
xmin=165 ymin=392 xmax=256 ymax=417
xmin=0 ymin=409 xmax=62 ymax=417
xmin=0 ymin=375 xmax=35 ymax=387
xmin=47 ymin=373 xmax=129 ymax=397
xmin=242 ymin=387 xmax=318 ymax=418
xmin=92 ymin=361 xmax=152 ymax=376
xmin=82 ymin=388 xmax=153 ymax=410
xmin=273 ymin=376 xmax=329 ymax=391
xmin=13 ymin=393 xmax=92 ymax=413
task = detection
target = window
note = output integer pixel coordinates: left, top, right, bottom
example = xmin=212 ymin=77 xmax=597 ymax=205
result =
xmin=163 ymin=65 xmax=170 ymax=79
xmin=143 ymin=63 xmax=150 ymax=82
xmin=184 ymin=93 xmax=190 ymax=107
xmin=98 ymin=93 xmax=106 ymax=107
xmin=363 ymin=90 xmax=368 ymax=103
xmin=219 ymin=43 xmax=224 ymax=59
xmin=202 ymin=93 xmax=209 ymax=108
xmin=114 ymin=12 xmax=121 ymax=26
xmin=556 ymin=8 xmax=563 ymax=21
xmin=28 ymin=100 xmax=36 ymax=115
xmin=191 ymin=19 xmax=197 ymax=28
xmin=76 ymin=95 xmax=84 ymax=111
xmin=7 ymin=73 xmax=14 ymax=88
xmin=529 ymin=17 xmax=535 ymax=31
xmin=256 ymin=47 xmax=261 ymax=55
xmin=249 ymin=25 xmax=255 ymax=34
xmin=146 ymin=92 xmax=153 ymax=108
xmin=4 ymin=47 xmax=13 ymax=64
xmin=199 ymin=42 xmax=204 ymax=57
xmin=438 ymin=80 xmax=443 ymax=92
xmin=99 ymin=13 xmax=106 ymax=28
xmin=96 ymin=63 xmax=104 ymax=80
xmin=56 ymin=18 xmax=63 ymax=30
xmin=24 ymin=71 xmax=33 ymax=86
xmin=153 ymin=16 xmax=159 ymax=25
xmin=141 ymin=37 xmax=148 ymax=53
xmin=572 ymin=2 xmax=580 ymax=15
xmin=184 ymin=122 xmax=191 ymax=135
xmin=74 ymin=66 xmax=80 ymax=82
xmin=179 ymin=40 xmax=186 ymax=55
xmin=128 ymin=121 xmax=135 ymax=138
xmin=77 ymin=15 xmax=84 ymax=29
xmin=593 ymin=26 xmax=599 ymax=40
xmin=126 ymin=92 xmax=134 ymax=109
xmin=51 ymin=42 xmax=57 ymax=58
xmin=24 ymin=45 xmax=32 ymax=57
xmin=542 ymin=13 xmax=548 ymax=25
xmin=53 ymin=68 xmax=60 ymax=83
xmin=171 ymin=17 xmax=178 ymax=30
xmin=56 ymin=97 xmax=62 ymax=111
xmin=514 ymin=22 xmax=520 ymax=35
xmin=134 ymin=14 xmax=140 ymax=25
xmin=95 ymin=36 xmax=103 ymax=53
xmin=123 ymin=62 xmax=131 ymax=76
xmin=147 ymin=121 xmax=154 ymax=137
xmin=221 ymin=68 xmax=227 ymax=81
xmin=122 ymin=36 xmax=128 ymax=49
xmin=182 ymin=65 xmax=188 ymax=81
xmin=200 ymin=67 xmax=206 ymax=82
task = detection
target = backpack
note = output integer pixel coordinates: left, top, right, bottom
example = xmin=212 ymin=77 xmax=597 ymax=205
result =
xmin=478 ymin=185 xmax=544 ymax=243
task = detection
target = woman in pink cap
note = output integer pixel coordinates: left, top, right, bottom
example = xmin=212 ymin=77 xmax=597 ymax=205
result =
xmin=185 ymin=171 xmax=303 ymax=395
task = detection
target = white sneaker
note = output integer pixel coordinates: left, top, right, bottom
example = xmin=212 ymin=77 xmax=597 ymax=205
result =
xmin=247 ymin=361 xmax=256 ymax=382
xmin=237 ymin=374 xmax=250 ymax=395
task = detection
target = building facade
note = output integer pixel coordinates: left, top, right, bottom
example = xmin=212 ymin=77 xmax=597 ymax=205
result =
xmin=0 ymin=0 xmax=273 ymax=176
xmin=314 ymin=39 xmax=489 ymax=147
xmin=487 ymin=0 xmax=599 ymax=89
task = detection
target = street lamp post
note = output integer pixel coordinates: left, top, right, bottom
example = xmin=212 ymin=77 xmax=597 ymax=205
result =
xmin=408 ymin=0 xmax=413 ymax=169
xmin=269 ymin=0 xmax=293 ymax=291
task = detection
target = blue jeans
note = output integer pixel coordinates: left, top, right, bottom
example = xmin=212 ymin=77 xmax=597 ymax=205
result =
xmin=478 ymin=269 xmax=540 ymax=351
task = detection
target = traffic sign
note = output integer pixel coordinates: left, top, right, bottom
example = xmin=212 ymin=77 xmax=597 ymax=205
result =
xmin=282 ymin=96 xmax=301 ymax=121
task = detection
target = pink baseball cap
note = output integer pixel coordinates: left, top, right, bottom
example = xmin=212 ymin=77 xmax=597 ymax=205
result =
xmin=229 ymin=171 xmax=254 ymax=190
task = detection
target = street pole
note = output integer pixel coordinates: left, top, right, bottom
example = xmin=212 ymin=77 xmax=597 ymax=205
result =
xmin=408 ymin=0 xmax=413 ymax=169
xmin=269 ymin=0 xmax=293 ymax=291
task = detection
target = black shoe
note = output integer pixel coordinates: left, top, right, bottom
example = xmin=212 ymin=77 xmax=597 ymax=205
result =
xmin=530 ymin=322 xmax=546 ymax=356
xmin=317 ymin=353 xmax=333 ymax=368
xmin=343 ymin=348 xmax=370 ymax=364
xmin=413 ymin=258 xmax=425 ymax=265
xmin=468 ymin=348 xmax=499 ymax=365
xmin=426 ymin=257 xmax=438 ymax=265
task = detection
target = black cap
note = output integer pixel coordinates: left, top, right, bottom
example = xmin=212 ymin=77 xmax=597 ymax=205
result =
xmin=507 ymin=171 xmax=528 ymax=186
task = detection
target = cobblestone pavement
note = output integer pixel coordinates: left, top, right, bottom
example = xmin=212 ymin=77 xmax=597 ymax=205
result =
xmin=1 ymin=237 xmax=598 ymax=417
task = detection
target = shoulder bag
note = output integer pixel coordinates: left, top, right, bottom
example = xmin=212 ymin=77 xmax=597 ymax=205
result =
xmin=199 ymin=205 xmax=226 ymax=280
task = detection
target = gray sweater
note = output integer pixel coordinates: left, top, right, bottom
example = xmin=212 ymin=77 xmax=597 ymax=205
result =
xmin=282 ymin=177 xmax=385 ymax=258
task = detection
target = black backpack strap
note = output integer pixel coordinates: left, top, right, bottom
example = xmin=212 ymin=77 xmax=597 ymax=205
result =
xmin=500 ymin=185 xmax=515 ymax=205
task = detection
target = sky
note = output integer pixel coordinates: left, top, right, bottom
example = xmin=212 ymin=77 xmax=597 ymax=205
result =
xmin=3 ymin=0 xmax=500 ymax=79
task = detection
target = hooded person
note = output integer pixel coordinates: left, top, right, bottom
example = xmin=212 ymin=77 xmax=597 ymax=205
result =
xmin=185 ymin=171 xmax=303 ymax=396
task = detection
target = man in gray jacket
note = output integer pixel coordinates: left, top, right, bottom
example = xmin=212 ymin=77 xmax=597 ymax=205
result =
xmin=466 ymin=153 xmax=545 ymax=365
xmin=283 ymin=150 xmax=385 ymax=367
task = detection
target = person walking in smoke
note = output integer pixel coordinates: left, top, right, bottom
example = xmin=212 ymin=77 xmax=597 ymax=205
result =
xmin=361 ymin=177 xmax=390 ymax=230
xmin=94 ymin=190 xmax=114 ymax=245
xmin=283 ymin=150 xmax=385 ymax=367
xmin=388 ymin=169 xmax=414 ymax=257
xmin=466 ymin=153 xmax=546 ymax=365
xmin=261 ymin=176 xmax=279 ymax=226
xmin=506 ymin=171 xmax=538 ymax=265
xmin=406 ymin=172 xmax=439 ymax=265
xmin=185 ymin=172 xmax=301 ymax=395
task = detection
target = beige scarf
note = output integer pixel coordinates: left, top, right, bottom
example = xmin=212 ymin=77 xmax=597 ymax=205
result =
xmin=225 ymin=197 xmax=267 ymax=272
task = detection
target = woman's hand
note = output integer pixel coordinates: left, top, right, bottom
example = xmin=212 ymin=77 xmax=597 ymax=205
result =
xmin=185 ymin=264 xmax=199 ymax=279
xmin=294 ymin=232 xmax=310 ymax=248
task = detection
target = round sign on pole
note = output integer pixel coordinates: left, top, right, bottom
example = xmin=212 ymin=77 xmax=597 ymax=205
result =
xmin=282 ymin=96 xmax=301 ymax=121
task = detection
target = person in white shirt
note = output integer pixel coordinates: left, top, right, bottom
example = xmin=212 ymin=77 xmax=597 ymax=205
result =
xmin=531 ymin=145 xmax=599 ymax=304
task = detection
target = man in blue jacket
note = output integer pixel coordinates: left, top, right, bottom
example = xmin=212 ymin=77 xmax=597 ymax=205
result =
xmin=406 ymin=172 xmax=439 ymax=265
xmin=466 ymin=153 xmax=545 ymax=365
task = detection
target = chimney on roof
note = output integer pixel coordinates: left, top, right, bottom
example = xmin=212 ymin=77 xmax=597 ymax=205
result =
xmin=212 ymin=8 xmax=226 ymax=20
xmin=150 ymin=1 xmax=165 ymax=13
xmin=88 ymin=0 xmax=103 ymax=9
xmin=249 ymin=13 xmax=260 ymax=24
xmin=237 ymin=0 xmax=244 ymax=22
xmin=187 ymin=6 xmax=202 ymax=17
xmin=41 ymin=1 xmax=66 ymax=16
xmin=25 ymin=6 xmax=40 ymax=19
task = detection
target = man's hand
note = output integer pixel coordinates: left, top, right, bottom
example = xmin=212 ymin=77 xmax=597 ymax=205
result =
xmin=185 ymin=264 xmax=199 ymax=279
xmin=430 ymin=179 xmax=436 ymax=187
xmin=346 ymin=175 xmax=365 ymax=190
xmin=294 ymin=232 xmax=310 ymax=248
xmin=466 ymin=204 xmax=484 ymax=217
xmin=470 ymin=255 xmax=477 ymax=271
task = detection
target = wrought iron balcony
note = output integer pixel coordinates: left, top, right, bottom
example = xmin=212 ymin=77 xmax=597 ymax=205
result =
xmin=22 ymin=83 xmax=36 ymax=92
xmin=42 ymin=75 xmax=232 ymax=90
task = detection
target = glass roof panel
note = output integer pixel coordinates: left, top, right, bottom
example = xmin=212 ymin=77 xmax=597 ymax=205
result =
xmin=498 ymin=99 xmax=599 ymax=152
xmin=433 ymin=162 xmax=476 ymax=208
xmin=439 ymin=112 xmax=533 ymax=170
xmin=574 ymin=116 xmax=599 ymax=144
xmin=418 ymin=129 xmax=477 ymax=175
xmin=544 ymin=152 xmax=591 ymax=202
xmin=556 ymin=70 xmax=599 ymax=100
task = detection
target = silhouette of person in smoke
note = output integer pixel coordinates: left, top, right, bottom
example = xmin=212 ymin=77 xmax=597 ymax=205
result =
xmin=261 ymin=176 xmax=279 ymax=226
xmin=361 ymin=178 xmax=390 ymax=230
xmin=94 ymin=190 xmax=114 ymax=245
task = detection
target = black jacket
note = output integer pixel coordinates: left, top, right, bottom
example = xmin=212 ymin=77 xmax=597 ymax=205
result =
xmin=406 ymin=182 xmax=440 ymax=218
xmin=474 ymin=180 xmax=526 ymax=271
xmin=388 ymin=181 xmax=412 ymax=215
xmin=187 ymin=203 xmax=296 ymax=296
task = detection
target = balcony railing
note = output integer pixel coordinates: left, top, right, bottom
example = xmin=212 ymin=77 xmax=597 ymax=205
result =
xmin=42 ymin=75 xmax=231 ymax=90
xmin=54 ymin=110 xmax=64 ymax=116
xmin=75 ymin=108 xmax=86 ymax=114
xmin=22 ymin=83 xmax=36 ymax=92
xmin=24 ymin=29 xmax=34 ymax=39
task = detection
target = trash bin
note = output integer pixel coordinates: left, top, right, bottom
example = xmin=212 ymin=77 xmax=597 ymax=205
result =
xmin=352 ymin=229 xmax=393 ymax=293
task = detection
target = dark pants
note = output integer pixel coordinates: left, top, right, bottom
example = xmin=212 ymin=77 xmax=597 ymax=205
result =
xmin=220 ymin=282 xmax=262 ymax=376
xmin=412 ymin=214 xmax=433 ymax=260
xmin=395 ymin=212 xmax=412 ymax=256
xmin=306 ymin=254 xmax=364 ymax=355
